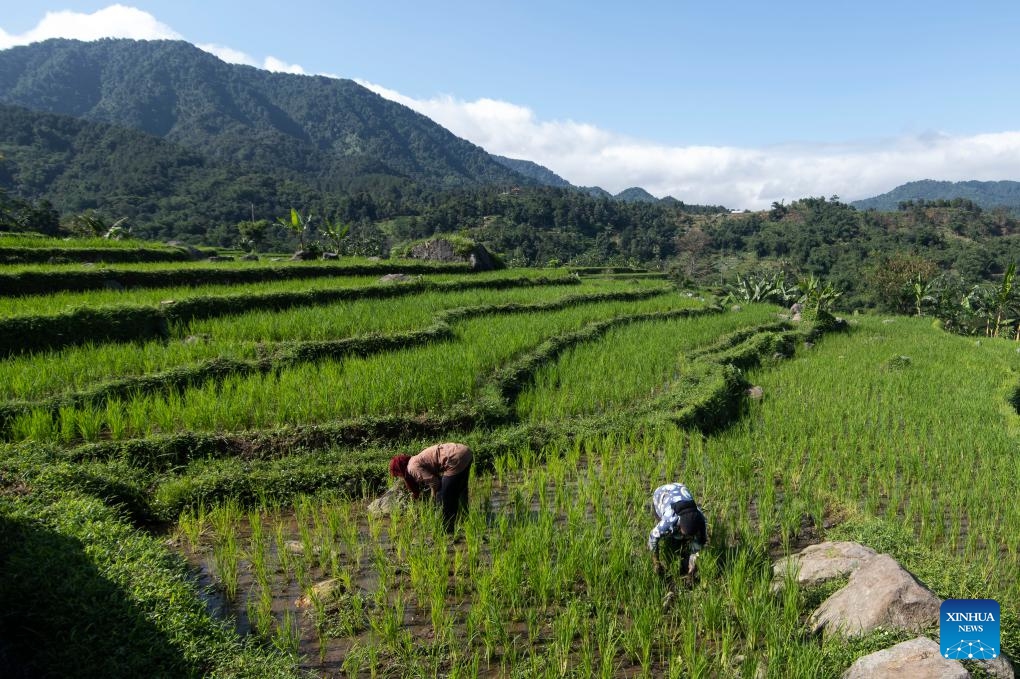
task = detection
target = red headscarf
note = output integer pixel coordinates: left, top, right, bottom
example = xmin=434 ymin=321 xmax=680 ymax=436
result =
xmin=388 ymin=454 xmax=419 ymax=498
xmin=389 ymin=455 xmax=411 ymax=477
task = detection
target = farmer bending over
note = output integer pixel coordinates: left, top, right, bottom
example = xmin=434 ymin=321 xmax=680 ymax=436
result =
xmin=649 ymin=482 xmax=708 ymax=581
xmin=389 ymin=442 xmax=473 ymax=532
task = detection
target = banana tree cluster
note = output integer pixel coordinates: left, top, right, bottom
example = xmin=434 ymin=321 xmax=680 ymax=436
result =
xmin=920 ymin=263 xmax=1019 ymax=339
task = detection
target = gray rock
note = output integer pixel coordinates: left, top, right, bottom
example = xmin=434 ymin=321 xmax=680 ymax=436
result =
xmin=731 ymin=305 xmax=743 ymax=312
xmin=747 ymin=385 xmax=764 ymax=400
xmin=378 ymin=273 xmax=416 ymax=284
xmin=974 ymin=653 xmax=1016 ymax=679
xmin=207 ymin=255 xmax=234 ymax=262
xmin=773 ymin=541 xmax=877 ymax=588
xmin=811 ymin=554 xmax=941 ymax=637
xmin=295 ymin=578 xmax=343 ymax=608
xmin=290 ymin=250 xmax=317 ymax=261
xmin=283 ymin=540 xmax=317 ymax=556
xmin=368 ymin=482 xmax=411 ymax=517
xmin=241 ymin=253 xmax=259 ymax=261
xmin=167 ymin=241 xmax=202 ymax=258
xmin=407 ymin=238 xmax=499 ymax=271
xmin=842 ymin=637 xmax=967 ymax=679
xmin=322 ymin=252 xmax=339 ymax=260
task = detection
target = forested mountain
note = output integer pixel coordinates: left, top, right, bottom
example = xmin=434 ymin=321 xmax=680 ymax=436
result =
xmin=0 ymin=39 xmax=529 ymax=195
xmin=852 ymin=180 xmax=1020 ymax=212
xmin=614 ymin=187 xmax=659 ymax=203
xmin=491 ymin=155 xmax=572 ymax=188
xmin=0 ymin=103 xmax=321 ymax=241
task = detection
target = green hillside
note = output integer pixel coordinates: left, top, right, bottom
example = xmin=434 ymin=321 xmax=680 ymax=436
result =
xmin=0 ymin=39 xmax=528 ymax=194
xmin=852 ymin=179 xmax=1020 ymax=212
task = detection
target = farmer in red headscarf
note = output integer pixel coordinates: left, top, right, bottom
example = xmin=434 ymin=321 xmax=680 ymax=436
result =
xmin=389 ymin=442 xmax=473 ymax=531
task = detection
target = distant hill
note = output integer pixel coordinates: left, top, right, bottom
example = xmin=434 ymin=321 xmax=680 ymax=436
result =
xmin=491 ymin=155 xmax=571 ymax=188
xmin=614 ymin=187 xmax=659 ymax=203
xmin=852 ymin=180 xmax=1020 ymax=212
xmin=0 ymin=103 xmax=318 ymax=241
xmin=0 ymin=39 xmax=529 ymax=194
xmin=580 ymin=186 xmax=613 ymax=199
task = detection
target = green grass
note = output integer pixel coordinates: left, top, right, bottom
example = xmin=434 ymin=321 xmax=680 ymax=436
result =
xmin=0 ymin=268 xmax=570 ymax=318
xmin=4 ymin=254 xmax=1018 ymax=677
xmin=0 ymin=234 xmax=181 ymax=249
xmin=0 ymin=279 xmax=662 ymax=402
xmin=0 ymin=256 xmax=463 ymax=275
xmin=519 ymin=304 xmax=780 ymax=420
xmin=18 ymin=293 xmax=701 ymax=441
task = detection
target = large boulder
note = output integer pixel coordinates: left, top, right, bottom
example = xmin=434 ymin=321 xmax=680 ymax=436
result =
xmin=811 ymin=554 xmax=941 ymax=637
xmin=842 ymin=637 xmax=967 ymax=679
xmin=773 ymin=541 xmax=877 ymax=588
xmin=976 ymin=653 xmax=1016 ymax=679
xmin=368 ymin=482 xmax=411 ymax=517
xmin=407 ymin=238 xmax=500 ymax=271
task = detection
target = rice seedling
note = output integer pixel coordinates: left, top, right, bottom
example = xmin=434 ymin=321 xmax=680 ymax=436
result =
xmin=209 ymin=500 xmax=242 ymax=600
xmin=11 ymin=254 xmax=1020 ymax=677
xmin=273 ymin=609 xmax=302 ymax=656
xmin=18 ymin=293 xmax=702 ymax=441
xmin=176 ymin=502 xmax=208 ymax=552
xmin=518 ymin=304 xmax=780 ymax=420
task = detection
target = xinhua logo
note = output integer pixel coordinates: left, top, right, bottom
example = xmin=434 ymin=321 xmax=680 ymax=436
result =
xmin=940 ymin=599 xmax=1000 ymax=660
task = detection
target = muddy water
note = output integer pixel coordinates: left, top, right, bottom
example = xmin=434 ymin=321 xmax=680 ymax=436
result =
xmin=172 ymin=466 xmax=828 ymax=677
xmin=173 ymin=476 xmax=556 ymax=677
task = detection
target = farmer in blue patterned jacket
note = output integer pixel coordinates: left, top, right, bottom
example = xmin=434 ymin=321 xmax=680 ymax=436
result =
xmin=649 ymin=482 xmax=708 ymax=580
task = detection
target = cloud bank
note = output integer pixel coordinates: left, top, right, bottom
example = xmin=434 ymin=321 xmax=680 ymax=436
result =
xmin=0 ymin=5 xmax=306 ymax=74
xmin=356 ymin=81 xmax=1020 ymax=209
xmin=4 ymin=6 xmax=1020 ymax=209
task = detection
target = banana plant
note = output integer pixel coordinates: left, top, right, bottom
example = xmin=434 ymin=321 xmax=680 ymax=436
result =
xmin=992 ymin=262 xmax=1017 ymax=339
xmin=797 ymin=274 xmax=842 ymax=314
xmin=320 ymin=217 xmax=351 ymax=255
xmin=912 ymin=273 xmax=936 ymax=317
xmin=277 ymin=208 xmax=314 ymax=251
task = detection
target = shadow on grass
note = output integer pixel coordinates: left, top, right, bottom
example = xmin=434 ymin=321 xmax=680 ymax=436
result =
xmin=0 ymin=514 xmax=201 ymax=679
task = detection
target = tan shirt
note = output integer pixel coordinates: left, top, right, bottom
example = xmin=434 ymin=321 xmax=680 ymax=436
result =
xmin=406 ymin=442 xmax=473 ymax=496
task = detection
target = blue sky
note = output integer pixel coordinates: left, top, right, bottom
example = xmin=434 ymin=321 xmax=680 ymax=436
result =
xmin=3 ymin=2 xmax=1020 ymax=208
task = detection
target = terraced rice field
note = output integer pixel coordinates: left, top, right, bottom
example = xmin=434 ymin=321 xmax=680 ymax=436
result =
xmin=1 ymin=251 xmax=1017 ymax=678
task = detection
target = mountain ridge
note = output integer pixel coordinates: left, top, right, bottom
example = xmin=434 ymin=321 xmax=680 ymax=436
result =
xmin=0 ymin=38 xmax=531 ymax=193
xmin=852 ymin=179 xmax=1020 ymax=212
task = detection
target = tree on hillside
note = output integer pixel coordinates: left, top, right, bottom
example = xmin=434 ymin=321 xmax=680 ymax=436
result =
xmin=237 ymin=218 xmax=270 ymax=253
xmin=867 ymin=253 xmax=940 ymax=314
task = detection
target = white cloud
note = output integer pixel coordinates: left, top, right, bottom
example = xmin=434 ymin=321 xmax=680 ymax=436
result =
xmin=356 ymin=80 xmax=1020 ymax=209
xmin=196 ymin=43 xmax=257 ymax=68
xmin=262 ymin=56 xmax=306 ymax=75
xmin=0 ymin=5 xmax=181 ymax=48
xmin=0 ymin=6 xmax=308 ymax=75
